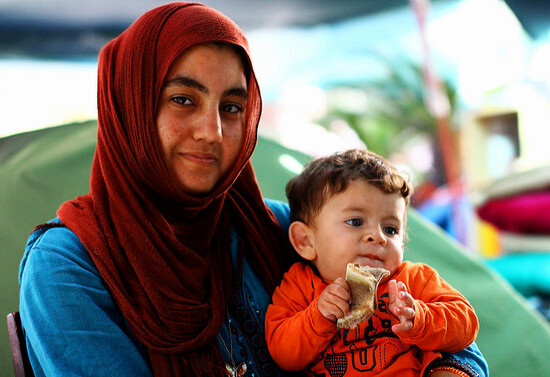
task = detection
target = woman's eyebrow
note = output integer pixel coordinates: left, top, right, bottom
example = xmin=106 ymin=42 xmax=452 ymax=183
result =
xmin=224 ymin=87 xmax=248 ymax=99
xmin=164 ymin=75 xmax=247 ymax=99
xmin=165 ymin=75 xmax=207 ymax=93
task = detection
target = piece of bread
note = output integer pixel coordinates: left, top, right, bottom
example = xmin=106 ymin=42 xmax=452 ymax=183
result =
xmin=337 ymin=263 xmax=390 ymax=329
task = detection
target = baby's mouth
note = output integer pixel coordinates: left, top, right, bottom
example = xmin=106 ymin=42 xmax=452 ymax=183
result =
xmin=355 ymin=255 xmax=383 ymax=267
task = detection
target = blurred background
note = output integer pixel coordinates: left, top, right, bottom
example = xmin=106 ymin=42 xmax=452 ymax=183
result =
xmin=2 ymin=0 xmax=550 ymax=375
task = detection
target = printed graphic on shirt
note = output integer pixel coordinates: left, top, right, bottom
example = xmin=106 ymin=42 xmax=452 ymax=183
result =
xmin=308 ymin=293 xmax=408 ymax=376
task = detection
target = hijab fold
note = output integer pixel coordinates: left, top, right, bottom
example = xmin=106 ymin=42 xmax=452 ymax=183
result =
xmin=55 ymin=3 xmax=291 ymax=375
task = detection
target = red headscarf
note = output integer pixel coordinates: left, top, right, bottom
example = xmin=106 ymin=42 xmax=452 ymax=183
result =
xmin=57 ymin=2 xmax=291 ymax=375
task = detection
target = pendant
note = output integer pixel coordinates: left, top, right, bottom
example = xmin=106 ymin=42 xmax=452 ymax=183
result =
xmin=224 ymin=362 xmax=247 ymax=377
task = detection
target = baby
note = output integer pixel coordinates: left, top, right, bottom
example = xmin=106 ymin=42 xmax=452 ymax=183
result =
xmin=265 ymin=149 xmax=479 ymax=376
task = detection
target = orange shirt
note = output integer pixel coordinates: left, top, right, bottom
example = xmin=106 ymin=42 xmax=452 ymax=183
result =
xmin=265 ymin=261 xmax=479 ymax=376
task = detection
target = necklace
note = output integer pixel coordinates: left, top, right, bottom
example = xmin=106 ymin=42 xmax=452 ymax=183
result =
xmin=217 ymin=311 xmax=247 ymax=377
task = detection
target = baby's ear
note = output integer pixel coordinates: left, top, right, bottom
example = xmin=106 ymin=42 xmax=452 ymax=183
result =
xmin=288 ymin=221 xmax=317 ymax=261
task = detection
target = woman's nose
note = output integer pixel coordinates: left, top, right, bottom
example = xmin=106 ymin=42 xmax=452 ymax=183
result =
xmin=193 ymin=107 xmax=223 ymax=143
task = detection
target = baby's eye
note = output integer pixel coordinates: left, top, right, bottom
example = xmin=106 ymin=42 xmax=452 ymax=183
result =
xmin=221 ymin=103 xmax=243 ymax=114
xmin=171 ymin=96 xmax=192 ymax=106
xmin=384 ymin=226 xmax=399 ymax=236
xmin=345 ymin=218 xmax=363 ymax=227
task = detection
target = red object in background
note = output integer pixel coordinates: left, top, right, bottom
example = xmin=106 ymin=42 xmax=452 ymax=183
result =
xmin=476 ymin=190 xmax=550 ymax=235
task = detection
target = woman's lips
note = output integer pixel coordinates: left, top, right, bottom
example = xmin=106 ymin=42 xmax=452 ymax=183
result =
xmin=180 ymin=151 xmax=217 ymax=166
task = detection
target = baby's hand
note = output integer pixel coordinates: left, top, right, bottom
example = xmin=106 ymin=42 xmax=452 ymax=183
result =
xmin=388 ymin=279 xmax=415 ymax=333
xmin=318 ymin=278 xmax=351 ymax=323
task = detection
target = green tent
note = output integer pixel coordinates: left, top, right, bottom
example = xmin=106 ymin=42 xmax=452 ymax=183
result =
xmin=2 ymin=120 xmax=550 ymax=376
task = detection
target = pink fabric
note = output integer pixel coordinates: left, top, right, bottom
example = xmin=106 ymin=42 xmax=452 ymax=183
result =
xmin=477 ymin=190 xmax=550 ymax=234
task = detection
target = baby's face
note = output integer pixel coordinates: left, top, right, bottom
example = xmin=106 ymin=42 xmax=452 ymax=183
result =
xmin=308 ymin=180 xmax=406 ymax=282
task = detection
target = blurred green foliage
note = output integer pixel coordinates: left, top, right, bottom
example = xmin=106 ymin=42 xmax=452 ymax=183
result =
xmin=316 ymin=58 xmax=458 ymax=185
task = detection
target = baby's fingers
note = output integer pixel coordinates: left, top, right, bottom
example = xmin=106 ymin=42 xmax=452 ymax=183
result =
xmin=388 ymin=279 xmax=397 ymax=299
xmin=392 ymin=320 xmax=414 ymax=333
xmin=398 ymin=290 xmax=415 ymax=309
xmin=321 ymin=298 xmax=349 ymax=319
xmin=329 ymin=278 xmax=351 ymax=303
xmin=394 ymin=306 xmax=415 ymax=320
xmin=318 ymin=279 xmax=351 ymax=321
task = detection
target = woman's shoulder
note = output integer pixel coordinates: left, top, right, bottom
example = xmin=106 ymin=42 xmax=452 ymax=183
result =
xmin=26 ymin=218 xmax=83 ymax=248
xmin=264 ymin=198 xmax=290 ymax=231
xmin=20 ymin=218 xmax=98 ymax=284
xmin=19 ymin=219 xmax=153 ymax=375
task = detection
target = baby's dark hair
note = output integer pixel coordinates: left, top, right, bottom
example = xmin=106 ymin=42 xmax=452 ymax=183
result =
xmin=286 ymin=149 xmax=412 ymax=224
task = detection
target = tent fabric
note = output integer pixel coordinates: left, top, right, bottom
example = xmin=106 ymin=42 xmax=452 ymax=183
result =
xmin=2 ymin=121 xmax=550 ymax=376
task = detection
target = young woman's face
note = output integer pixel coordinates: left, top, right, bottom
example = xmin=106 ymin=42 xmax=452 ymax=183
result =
xmin=308 ymin=180 xmax=406 ymax=282
xmin=156 ymin=44 xmax=248 ymax=195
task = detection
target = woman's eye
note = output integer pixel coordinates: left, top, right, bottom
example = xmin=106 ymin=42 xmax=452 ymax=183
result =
xmin=345 ymin=218 xmax=363 ymax=227
xmin=171 ymin=96 xmax=192 ymax=106
xmin=222 ymin=103 xmax=242 ymax=114
xmin=384 ymin=226 xmax=398 ymax=235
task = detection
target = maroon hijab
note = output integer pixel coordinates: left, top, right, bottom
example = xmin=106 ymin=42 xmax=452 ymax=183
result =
xmin=57 ymin=3 xmax=290 ymax=375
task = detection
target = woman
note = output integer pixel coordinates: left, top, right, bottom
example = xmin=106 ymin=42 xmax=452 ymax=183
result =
xmin=19 ymin=2 xmax=488 ymax=376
